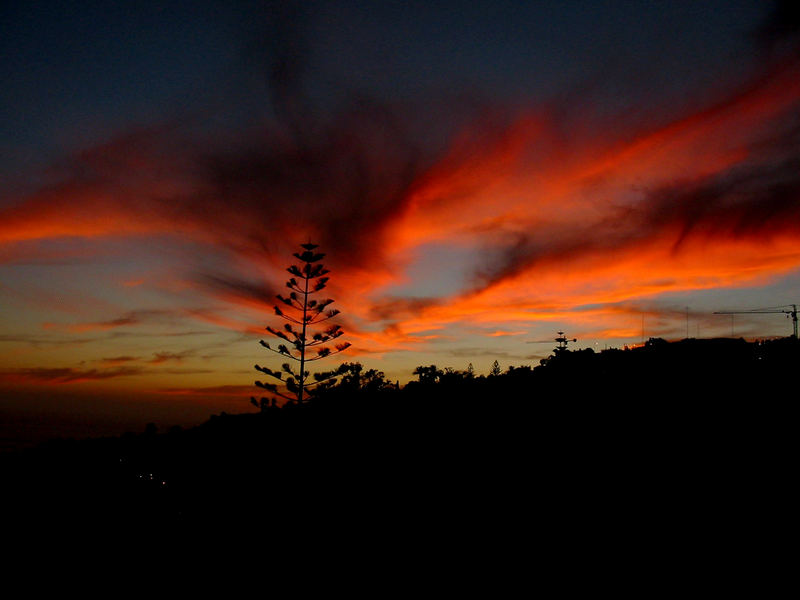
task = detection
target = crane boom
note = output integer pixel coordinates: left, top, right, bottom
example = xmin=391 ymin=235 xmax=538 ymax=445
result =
xmin=713 ymin=304 xmax=798 ymax=338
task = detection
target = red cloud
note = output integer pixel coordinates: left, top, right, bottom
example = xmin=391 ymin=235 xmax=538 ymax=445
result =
xmin=1 ymin=50 xmax=799 ymax=351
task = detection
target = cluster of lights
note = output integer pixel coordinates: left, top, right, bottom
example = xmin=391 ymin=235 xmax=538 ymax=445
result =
xmin=137 ymin=473 xmax=167 ymax=486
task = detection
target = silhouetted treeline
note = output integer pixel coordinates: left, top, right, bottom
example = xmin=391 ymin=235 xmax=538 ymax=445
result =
xmin=5 ymin=337 xmax=796 ymax=534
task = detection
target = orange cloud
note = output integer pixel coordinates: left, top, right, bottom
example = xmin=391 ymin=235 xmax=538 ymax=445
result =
xmin=2 ymin=52 xmax=799 ymax=357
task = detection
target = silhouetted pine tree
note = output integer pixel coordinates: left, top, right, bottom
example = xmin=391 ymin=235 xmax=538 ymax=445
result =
xmin=252 ymin=243 xmax=351 ymax=408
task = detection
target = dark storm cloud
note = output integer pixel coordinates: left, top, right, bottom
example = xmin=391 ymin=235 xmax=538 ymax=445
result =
xmin=167 ymin=0 xmax=448 ymax=269
xmin=196 ymin=94 xmax=427 ymax=264
xmin=654 ymin=156 xmax=800 ymax=251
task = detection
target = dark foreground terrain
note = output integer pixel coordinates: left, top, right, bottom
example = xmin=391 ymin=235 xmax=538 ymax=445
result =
xmin=4 ymin=337 xmax=796 ymax=540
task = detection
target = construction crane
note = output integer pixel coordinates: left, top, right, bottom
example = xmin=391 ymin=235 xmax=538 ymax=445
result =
xmin=527 ymin=331 xmax=577 ymax=352
xmin=713 ymin=304 xmax=798 ymax=339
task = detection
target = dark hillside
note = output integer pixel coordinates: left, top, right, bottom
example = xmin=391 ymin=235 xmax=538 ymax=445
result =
xmin=5 ymin=337 xmax=796 ymax=536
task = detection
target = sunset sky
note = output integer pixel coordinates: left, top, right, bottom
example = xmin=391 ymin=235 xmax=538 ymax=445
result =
xmin=2 ymin=1 xmax=799 ymax=441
